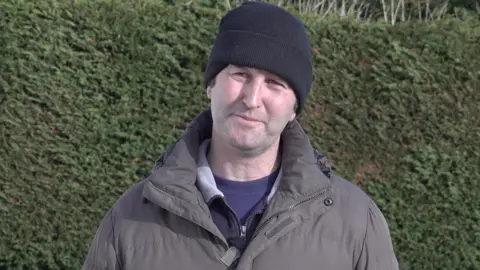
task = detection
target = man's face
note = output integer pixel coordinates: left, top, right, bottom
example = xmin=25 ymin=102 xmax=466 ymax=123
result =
xmin=207 ymin=64 xmax=297 ymax=155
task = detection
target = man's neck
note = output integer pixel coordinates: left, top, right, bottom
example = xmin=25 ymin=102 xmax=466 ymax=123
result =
xmin=207 ymin=135 xmax=281 ymax=182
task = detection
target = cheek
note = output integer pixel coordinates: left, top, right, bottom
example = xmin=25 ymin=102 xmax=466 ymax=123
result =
xmin=210 ymin=90 xmax=235 ymax=118
xmin=215 ymin=90 xmax=242 ymax=109
xmin=268 ymin=97 xmax=295 ymax=115
xmin=264 ymin=99 xmax=295 ymax=125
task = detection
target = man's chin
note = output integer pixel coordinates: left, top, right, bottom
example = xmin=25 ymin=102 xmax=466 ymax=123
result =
xmin=228 ymin=137 xmax=273 ymax=156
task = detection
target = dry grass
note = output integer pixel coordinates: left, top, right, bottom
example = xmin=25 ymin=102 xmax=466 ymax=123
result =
xmin=72 ymin=0 xmax=477 ymax=25
xmin=229 ymin=0 xmax=455 ymax=24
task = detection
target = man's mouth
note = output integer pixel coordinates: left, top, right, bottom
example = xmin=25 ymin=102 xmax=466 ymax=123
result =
xmin=233 ymin=114 xmax=262 ymax=123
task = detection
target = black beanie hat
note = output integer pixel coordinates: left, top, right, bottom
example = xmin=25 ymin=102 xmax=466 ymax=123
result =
xmin=204 ymin=1 xmax=313 ymax=114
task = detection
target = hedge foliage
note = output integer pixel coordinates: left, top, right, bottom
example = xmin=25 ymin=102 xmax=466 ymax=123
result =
xmin=0 ymin=0 xmax=479 ymax=269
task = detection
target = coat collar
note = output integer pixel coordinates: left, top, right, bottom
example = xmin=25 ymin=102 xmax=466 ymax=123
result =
xmin=143 ymin=108 xmax=332 ymax=208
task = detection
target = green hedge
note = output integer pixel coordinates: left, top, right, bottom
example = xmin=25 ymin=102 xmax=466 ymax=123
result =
xmin=1 ymin=1 xmax=479 ymax=269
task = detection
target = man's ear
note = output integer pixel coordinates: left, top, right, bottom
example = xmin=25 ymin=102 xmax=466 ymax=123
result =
xmin=289 ymin=112 xmax=296 ymax=122
xmin=206 ymin=86 xmax=212 ymax=99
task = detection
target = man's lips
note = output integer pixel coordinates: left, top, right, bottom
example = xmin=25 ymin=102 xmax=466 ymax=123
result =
xmin=233 ymin=114 xmax=262 ymax=122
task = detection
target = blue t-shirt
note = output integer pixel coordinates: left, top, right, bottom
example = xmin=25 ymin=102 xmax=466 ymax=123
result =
xmin=214 ymin=167 xmax=279 ymax=225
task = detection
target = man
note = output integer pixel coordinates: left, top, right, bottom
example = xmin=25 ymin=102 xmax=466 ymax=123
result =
xmin=82 ymin=2 xmax=399 ymax=270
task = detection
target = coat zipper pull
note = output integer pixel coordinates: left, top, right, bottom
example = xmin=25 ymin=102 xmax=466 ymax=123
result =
xmin=240 ymin=225 xmax=247 ymax=237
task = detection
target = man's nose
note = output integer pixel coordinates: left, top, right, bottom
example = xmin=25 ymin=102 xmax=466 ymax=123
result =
xmin=242 ymin=79 xmax=262 ymax=108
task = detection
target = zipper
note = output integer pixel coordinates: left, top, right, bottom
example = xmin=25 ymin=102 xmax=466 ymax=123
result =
xmin=242 ymin=208 xmax=263 ymax=237
xmin=252 ymin=187 xmax=329 ymax=239
xmin=210 ymin=196 xmax=251 ymax=240
xmin=221 ymin=199 xmax=244 ymax=238
xmin=240 ymin=225 xmax=247 ymax=237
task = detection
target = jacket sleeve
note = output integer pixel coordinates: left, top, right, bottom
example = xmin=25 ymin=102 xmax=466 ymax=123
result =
xmin=355 ymin=199 xmax=399 ymax=270
xmin=82 ymin=208 xmax=121 ymax=270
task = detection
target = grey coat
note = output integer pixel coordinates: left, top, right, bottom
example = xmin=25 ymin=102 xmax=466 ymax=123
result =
xmin=82 ymin=109 xmax=399 ymax=270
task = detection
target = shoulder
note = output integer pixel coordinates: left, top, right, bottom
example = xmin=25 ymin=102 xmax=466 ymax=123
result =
xmin=330 ymin=173 xmax=383 ymax=215
xmin=312 ymin=148 xmax=381 ymax=217
xmin=108 ymin=180 xmax=150 ymax=223
xmin=328 ymin=177 xmax=398 ymax=268
xmin=327 ymin=173 xmax=383 ymax=233
xmin=312 ymin=149 xmax=376 ymax=225
xmin=330 ymin=174 xmax=371 ymax=207
xmin=106 ymin=179 xmax=167 ymax=245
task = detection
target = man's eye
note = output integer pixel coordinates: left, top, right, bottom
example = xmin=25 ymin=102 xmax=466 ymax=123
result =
xmin=234 ymin=72 xmax=247 ymax=77
xmin=267 ymin=79 xmax=285 ymax=88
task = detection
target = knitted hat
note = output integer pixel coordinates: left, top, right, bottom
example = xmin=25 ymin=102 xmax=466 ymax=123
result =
xmin=204 ymin=1 xmax=313 ymax=114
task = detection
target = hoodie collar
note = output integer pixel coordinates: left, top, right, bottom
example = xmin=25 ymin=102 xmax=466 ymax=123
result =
xmin=196 ymin=138 xmax=283 ymax=204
